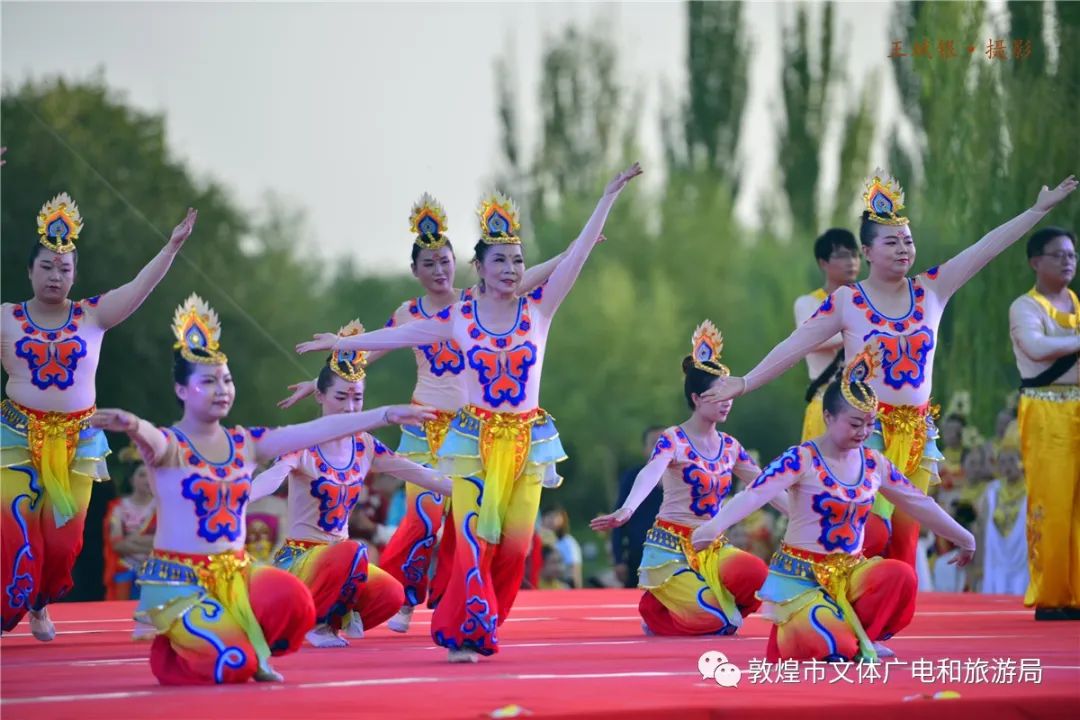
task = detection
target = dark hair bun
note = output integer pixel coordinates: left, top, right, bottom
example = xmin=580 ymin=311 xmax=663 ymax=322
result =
xmin=681 ymin=355 xmax=695 ymax=375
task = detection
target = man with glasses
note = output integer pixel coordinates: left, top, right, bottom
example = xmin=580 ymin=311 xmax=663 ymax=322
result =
xmin=1009 ymin=227 xmax=1080 ymax=621
xmin=793 ymin=229 xmax=862 ymax=442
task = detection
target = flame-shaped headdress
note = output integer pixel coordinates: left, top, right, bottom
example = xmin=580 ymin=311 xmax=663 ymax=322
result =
xmin=172 ymin=293 xmax=227 ymax=365
xmin=329 ymin=320 xmax=368 ymax=382
xmin=410 ymin=193 xmax=450 ymax=251
xmin=36 ymin=193 xmax=84 ymax=254
xmin=841 ymin=344 xmax=880 ymax=414
xmin=690 ymin=320 xmax=730 ymax=377
xmin=862 ymin=168 xmax=909 ymax=226
xmin=477 ymin=192 xmax=521 ymax=245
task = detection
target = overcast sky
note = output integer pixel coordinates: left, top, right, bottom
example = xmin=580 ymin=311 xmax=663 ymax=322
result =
xmin=3 ymin=1 xmax=899 ymax=272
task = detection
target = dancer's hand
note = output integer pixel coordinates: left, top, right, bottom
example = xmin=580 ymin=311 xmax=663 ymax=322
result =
xmin=690 ymin=524 xmax=717 ymax=552
xmin=384 ymin=404 xmax=438 ymax=426
xmin=949 ymin=548 xmax=975 ymax=567
xmin=604 ymin=162 xmax=643 ymax=195
xmin=278 ymin=380 xmax=317 ymax=409
xmin=166 ymin=208 xmax=198 ymax=253
xmin=590 ymin=508 xmax=633 ymax=531
xmin=1034 ymin=175 xmax=1078 ymax=212
xmin=700 ymin=376 xmax=746 ymax=404
xmin=296 ymin=333 xmax=338 ymax=355
xmin=91 ymin=408 xmax=139 ymax=433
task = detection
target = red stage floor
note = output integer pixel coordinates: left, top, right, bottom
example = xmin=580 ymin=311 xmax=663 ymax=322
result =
xmin=1 ymin=590 xmax=1077 ymax=720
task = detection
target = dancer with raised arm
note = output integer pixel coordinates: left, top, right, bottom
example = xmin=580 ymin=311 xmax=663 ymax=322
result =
xmin=280 ymin=194 xmax=568 ymax=633
xmin=691 ymin=348 xmax=975 ymax=662
xmin=298 ymin=162 xmax=642 ymax=661
xmin=2 ymin=193 xmax=196 ymax=638
xmin=252 ymin=321 xmax=452 ymax=647
xmin=591 ymin=321 xmax=784 ymax=637
xmin=91 ymin=295 xmax=436 ymax=684
xmin=703 ymin=171 xmax=1077 ymax=568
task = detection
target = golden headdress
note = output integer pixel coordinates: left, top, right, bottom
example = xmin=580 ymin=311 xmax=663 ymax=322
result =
xmin=862 ymin=168 xmax=909 ymax=226
xmin=689 ymin=320 xmax=730 ymax=377
xmin=172 ymin=293 xmax=228 ymax=365
xmin=410 ymin=193 xmax=450 ymax=251
xmin=36 ymin=193 xmax=84 ymax=254
xmin=477 ymin=192 xmax=521 ymax=245
xmin=329 ymin=320 xmax=368 ymax=382
xmin=841 ymin=344 xmax=880 ymax=414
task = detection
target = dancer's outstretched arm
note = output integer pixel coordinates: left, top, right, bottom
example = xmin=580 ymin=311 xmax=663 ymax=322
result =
xmin=250 ymin=453 xmax=299 ymax=502
xmin=371 ymin=446 xmax=453 ymax=496
xmin=91 ymin=409 xmax=169 ymax=463
xmin=927 ymin=176 xmax=1077 ymax=301
xmin=520 ymin=250 xmax=567 ymax=294
xmin=794 ymin=293 xmax=843 ymax=353
xmin=878 ymin=457 xmax=975 ymax=564
xmin=702 ymin=292 xmax=847 ymax=404
xmin=731 ymin=443 xmax=789 ymax=516
xmin=296 ymin=316 xmax=452 ymax=355
xmin=535 ymin=163 xmax=641 ymax=315
xmin=590 ymin=446 xmax=671 ymax=531
xmin=91 ymin=404 xmax=436 ymax=469
xmin=519 ymin=234 xmax=606 ymax=295
xmin=91 ymin=209 xmax=198 ymax=329
xmin=252 ymin=405 xmax=435 ymax=464
xmin=691 ymin=447 xmax=803 ymax=549
xmin=277 ymin=351 xmax=391 ymax=410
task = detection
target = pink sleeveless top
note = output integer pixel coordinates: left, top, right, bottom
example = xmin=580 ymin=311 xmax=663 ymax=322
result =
xmin=1 ymin=296 xmax=107 ymax=411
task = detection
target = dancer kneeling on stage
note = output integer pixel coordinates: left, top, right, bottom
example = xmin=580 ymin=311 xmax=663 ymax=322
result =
xmin=690 ymin=346 xmax=975 ymax=663
xmin=591 ymin=321 xmax=787 ymax=636
xmin=91 ymin=295 xmax=437 ymax=685
xmin=252 ymin=322 xmax=452 ymax=648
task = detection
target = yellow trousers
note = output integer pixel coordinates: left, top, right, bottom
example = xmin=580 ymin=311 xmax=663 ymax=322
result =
xmin=801 ymin=394 xmax=827 ymax=443
xmin=1018 ymin=390 xmax=1080 ymax=609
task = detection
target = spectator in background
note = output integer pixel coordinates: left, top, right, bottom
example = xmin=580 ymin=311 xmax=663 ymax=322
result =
xmin=937 ymin=413 xmax=968 ymax=500
xmin=611 ymin=427 xmax=665 ymax=588
xmin=959 ymin=440 xmax=996 ymax=510
xmin=976 ymin=438 xmax=1028 ymax=596
xmin=102 ymin=446 xmax=155 ymax=601
xmin=541 ymin=506 xmax=582 ymax=589
xmin=538 ymin=545 xmax=570 ymax=590
xmin=992 ymin=392 xmax=1019 ymax=454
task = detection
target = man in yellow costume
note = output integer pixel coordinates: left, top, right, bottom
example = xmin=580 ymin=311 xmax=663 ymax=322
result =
xmin=793 ymin=229 xmax=861 ymax=441
xmin=1009 ymin=226 xmax=1080 ymax=621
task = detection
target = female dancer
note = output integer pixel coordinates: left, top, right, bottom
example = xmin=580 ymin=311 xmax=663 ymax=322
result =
xmin=704 ymin=171 xmax=1077 ymax=568
xmin=252 ymin=321 xmax=452 ymax=648
xmin=691 ymin=347 xmax=975 ymax=662
xmin=2 ymin=193 xmax=196 ymax=638
xmin=91 ymin=295 xmax=435 ymax=684
xmin=280 ymin=194 xmax=567 ymax=633
xmin=298 ymin=162 xmax=642 ymax=661
xmin=590 ymin=321 xmax=785 ymax=636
